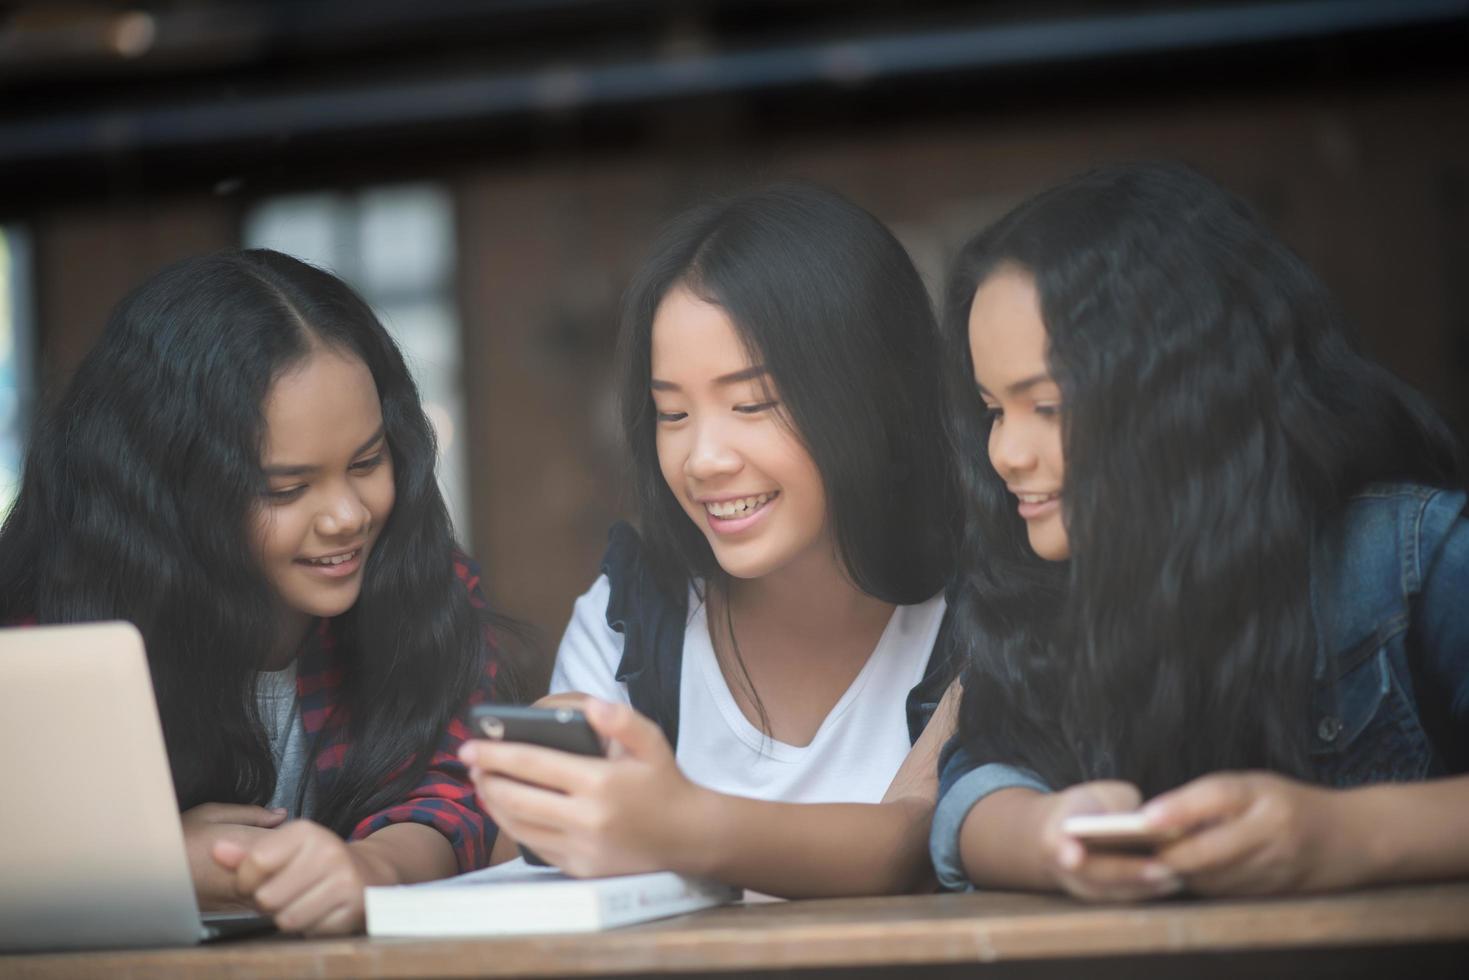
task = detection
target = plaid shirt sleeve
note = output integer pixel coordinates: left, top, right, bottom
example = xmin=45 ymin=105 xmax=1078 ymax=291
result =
xmin=345 ymin=554 xmax=503 ymax=872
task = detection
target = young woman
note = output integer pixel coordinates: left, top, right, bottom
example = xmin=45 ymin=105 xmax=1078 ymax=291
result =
xmin=462 ymin=183 xmax=963 ymax=896
xmin=931 ymin=162 xmax=1469 ymax=900
xmin=0 ymin=249 xmax=516 ymax=934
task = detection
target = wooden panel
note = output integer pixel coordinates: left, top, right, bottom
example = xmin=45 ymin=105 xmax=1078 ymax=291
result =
xmin=6 ymin=881 xmax=1469 ymax=979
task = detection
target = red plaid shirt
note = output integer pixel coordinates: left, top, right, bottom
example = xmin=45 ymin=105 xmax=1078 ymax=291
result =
xmin=300 ymin=554 xmax=502 ymax=872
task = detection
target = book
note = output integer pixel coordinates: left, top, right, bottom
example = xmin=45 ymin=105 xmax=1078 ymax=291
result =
xmin=364 ymin=858 xmax=741 ymax=937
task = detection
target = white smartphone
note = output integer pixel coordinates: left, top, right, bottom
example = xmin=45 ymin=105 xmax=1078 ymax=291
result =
xmin=1060 ymin=812 xmax=1182 ymax=854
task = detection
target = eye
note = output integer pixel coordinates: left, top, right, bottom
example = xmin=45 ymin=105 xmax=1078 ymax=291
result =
xmin=734 ymin=401 xmax=778 ymax=415
xmin=655 ymin=410 xmax=687 ymax=423
xmin=263 ymin=485 xmax=306 ymax=503
xmin=350 ymin=452 xmax=386 ymax=472
xmin=1034 ymin=403 xmax=1062 ymax=418
xmin=983 ymin=404 xmax=1003 ymax=422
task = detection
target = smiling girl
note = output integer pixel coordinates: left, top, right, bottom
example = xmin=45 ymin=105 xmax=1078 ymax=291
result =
xmin=0 ymin=249 xmax=516 ymax=934
xmin=931 ymin=163 xmax=1469 ymax=900
xmin=462 ymin=183 xmax=963 ymax=896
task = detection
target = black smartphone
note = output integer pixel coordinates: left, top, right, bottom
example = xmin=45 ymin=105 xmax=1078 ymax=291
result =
xmin=467 ymin=704 xmax=604 ymax=866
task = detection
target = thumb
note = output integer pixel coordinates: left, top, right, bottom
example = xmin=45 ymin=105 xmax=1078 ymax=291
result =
xmin=583 ymin=699 xmax=670 ymax=762
xmin=212 ymin=838 xmax=250 ymax=870
xmin=1075 ymin=779 xmax=1144 ymax=815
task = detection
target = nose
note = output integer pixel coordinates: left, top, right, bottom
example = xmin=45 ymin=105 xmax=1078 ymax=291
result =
xmin=684 ymin=417 xmax=742 ymax=482
xmin=988 ymin=416 xmax=1037 ymax=479
xmin=314 ymin=484 xmax=371 ymax=539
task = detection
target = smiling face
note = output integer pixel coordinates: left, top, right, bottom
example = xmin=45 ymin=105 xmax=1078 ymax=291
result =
xmin=650 ymin=285 xmax=831 ymax=582
xmin=252 ymin=344 xmax=395 ymax=636
xmin=967 ymin=264 xmax=1070 ymax=561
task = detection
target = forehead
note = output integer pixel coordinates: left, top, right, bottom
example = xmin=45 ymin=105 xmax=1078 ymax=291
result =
xmin=967 ymin=266 xmax=1050 ymax=389
xmin=260 ymin=347 xmax=382 ymax=459
xmin=650 ymin=286 xmax=758 ymax=382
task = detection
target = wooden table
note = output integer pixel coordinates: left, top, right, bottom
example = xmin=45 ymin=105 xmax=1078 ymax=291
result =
xmin=5 ymin=881 xmax=1468 ymax=979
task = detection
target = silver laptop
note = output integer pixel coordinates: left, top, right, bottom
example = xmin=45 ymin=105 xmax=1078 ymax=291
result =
xmin=0 ymin=621 xmax=272 ymax=951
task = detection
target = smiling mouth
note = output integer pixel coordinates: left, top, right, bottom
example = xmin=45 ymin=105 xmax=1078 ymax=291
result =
xmin=1014 ymin=492 xmax=1059 ymax=505
xmin=299 ymin=549 xmax=361 ymax=567
xmin=704 ymin=491 xmax=778 ymax=519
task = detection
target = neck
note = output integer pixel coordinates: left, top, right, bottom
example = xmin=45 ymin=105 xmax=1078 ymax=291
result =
xmin=725 ymin=540 xmax=891 ymax=638
xmin=264 ymin=609 xmax=315 ymax=672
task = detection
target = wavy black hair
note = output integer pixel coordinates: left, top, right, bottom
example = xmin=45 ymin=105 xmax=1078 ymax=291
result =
xmin=617 ymin=183 xmax=959 ymax=712
xmin=0 ymin=248 xmax=516 ymax=834
xmin=943 ymin=163 xmax=1464 ymax=797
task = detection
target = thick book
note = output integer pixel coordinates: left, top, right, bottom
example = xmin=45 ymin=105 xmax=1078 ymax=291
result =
xmin=364 ymin=858 xmax=740 ymax=937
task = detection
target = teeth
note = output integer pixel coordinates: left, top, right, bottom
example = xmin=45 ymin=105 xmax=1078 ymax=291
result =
xmin=306 ymin=550 xmax=357 ymax=566
xmin=1016 ymin=493 xmax=1056 ymax=504
xmin=705 ymin=492 xmax=774 ymax=519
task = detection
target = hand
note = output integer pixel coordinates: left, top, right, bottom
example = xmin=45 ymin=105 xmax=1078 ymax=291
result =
xmin=459 ymin=698 xmax=705 ymax=878
xmin=1037 ymin=781 xmax=1183 ymax=902
xmin=1145 ymin=771 xmax=1360 ymax=895
xmin=180 ymin=803 xmax=288 ymax=910
xmin=212 ymin=819 xmax=372 ymax=935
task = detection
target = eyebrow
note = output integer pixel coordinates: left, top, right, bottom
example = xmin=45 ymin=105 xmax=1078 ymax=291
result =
xmin=262 ymin=425 xmax=386 ymax=477
xmin=650 ymin=365 xmax=769 ymax=392
xmin=977 ymin=373 xmax=1055 ymax=399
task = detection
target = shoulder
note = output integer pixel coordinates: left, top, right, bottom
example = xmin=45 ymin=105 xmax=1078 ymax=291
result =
xmin=1314 ymin=482 xmax=1468 ymax=658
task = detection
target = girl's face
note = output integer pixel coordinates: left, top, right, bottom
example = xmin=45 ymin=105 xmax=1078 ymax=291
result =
xmin=967 ymin=264 xmax=1070 ymax=561
xmin=252 ymin=345 xmax=395 ymax=627
xmin=650 ymin=286 xmax=830 ymax=582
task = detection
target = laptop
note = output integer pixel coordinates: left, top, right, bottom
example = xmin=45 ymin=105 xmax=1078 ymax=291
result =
xmin=0 ymin=621 xmax=273 ymax=951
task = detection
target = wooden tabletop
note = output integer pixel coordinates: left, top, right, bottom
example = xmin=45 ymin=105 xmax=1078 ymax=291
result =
xmin=5 ymin=880 xmax=1469 ymax=980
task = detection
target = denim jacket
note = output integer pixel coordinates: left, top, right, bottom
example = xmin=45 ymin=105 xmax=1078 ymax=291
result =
xmin=599 ymin=521 xmax=957 ymax=748
xmin=930 ymin=483 xmax=1469 ymax=890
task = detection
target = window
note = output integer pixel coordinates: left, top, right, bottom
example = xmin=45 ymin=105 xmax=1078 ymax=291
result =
xmin=243 ymin=185 xmax=472 ymax=543
xmin=0 ymin=225 xmax=34 ymax=522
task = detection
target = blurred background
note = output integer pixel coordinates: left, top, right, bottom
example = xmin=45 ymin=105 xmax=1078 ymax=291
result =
xmin=2 ymin=0 xmax=1467 ymax=691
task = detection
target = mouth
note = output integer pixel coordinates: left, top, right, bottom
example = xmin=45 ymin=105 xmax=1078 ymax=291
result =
xmin=295 ymin=547 xmax=365 ymax=576
xmin=1011 ymin=490 xmax=1060 ymax=520
xmin=700 ymin=491 xmax=779 ymax=534
xmin=703 ymin=491 xmax=778 ymax=518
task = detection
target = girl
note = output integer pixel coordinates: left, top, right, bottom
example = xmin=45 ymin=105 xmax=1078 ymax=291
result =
xmin=462 ymin=183 xmax=963 ymax=896
xmin=0 ymin=249 xmax=516 ymax=934
xmin=931 ymin=162 xmax=1469 ymax=900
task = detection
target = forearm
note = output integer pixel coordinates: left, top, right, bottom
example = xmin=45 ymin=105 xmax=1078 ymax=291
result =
xmin=348 ymin=821 xmax=459 ymax=887
xmin=957 ymin=787 xmax=1055 ymax=891
xmin=679 ymin=788 xmax=934 ymax=898
xmin=1342 ymin=775 xmax=1469 ymax=887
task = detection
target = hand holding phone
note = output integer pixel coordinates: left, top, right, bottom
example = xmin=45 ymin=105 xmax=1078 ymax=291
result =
xmin=467 ymin=705 xmax=605 ymax=866
xmin=1060 ymin=812 xmax=1183 ymax=854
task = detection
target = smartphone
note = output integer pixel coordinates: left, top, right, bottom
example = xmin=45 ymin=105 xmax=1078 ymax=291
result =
xmin=469 ymin=704 xmax=603 ymax=756
xmin=467 ymin=705 xmax=604 ymax=867
xmin=1060 ymin=812 xmax=1183 ymax=854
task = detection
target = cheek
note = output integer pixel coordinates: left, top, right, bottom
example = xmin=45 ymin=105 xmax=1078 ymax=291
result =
xmin=654 ymin=430 xmax=687 ymax=495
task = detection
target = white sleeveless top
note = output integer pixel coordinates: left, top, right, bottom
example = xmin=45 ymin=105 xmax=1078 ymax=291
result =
xmin=550 ymin=574 xmax=946 ymax=803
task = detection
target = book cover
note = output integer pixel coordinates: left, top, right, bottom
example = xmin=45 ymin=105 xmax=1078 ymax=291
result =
xmin=365 ymin=858 xmax=740 ymax=937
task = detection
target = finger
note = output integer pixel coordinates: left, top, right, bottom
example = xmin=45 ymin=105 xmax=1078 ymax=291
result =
xmin=1155 ymin=811 xmax=1264 ymax=877
xmin=583 ymin=699 xmax=670 ymax=762
xmin=192 ymin=803 xmax=289 ymax=827
xmin=233 ymin=823 xmax=313 ymax=897
xmin=1074 ymin=781 xmax=1144 ymax=815
xmin=1143 ymin=774 xmax=1254 ymax=834
xmin=1066 ymin=852 xmax=1182 ymax=902
xmin=1175 ymin=840 xmax=1277 ymax=897
xmin=271 ymin=872 xmax=352 ymax=934
xmin=211 ymin=839 xmax=249 ymax=870
xmin=301 ymin=901 xmax=360 ymax=938
xmin=480 ymin=770 xmax=594 ymax=830
xmin=533 ymin=692 xmax=592 ymax=710
xmin=462 ymin=740 xmax=610 ymax=794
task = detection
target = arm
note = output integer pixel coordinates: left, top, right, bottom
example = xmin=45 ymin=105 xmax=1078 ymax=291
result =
xmin=462 ymin=693 xmax=957 ymax=897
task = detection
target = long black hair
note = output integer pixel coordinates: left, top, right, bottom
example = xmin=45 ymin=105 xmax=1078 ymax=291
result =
xmin=0 ymin=248 xmax=514 ymax=834
xmin=944 ymin=163 xmax=1464 ymax=797
xmin=618 ymin=182 xmax=959 ymax=702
